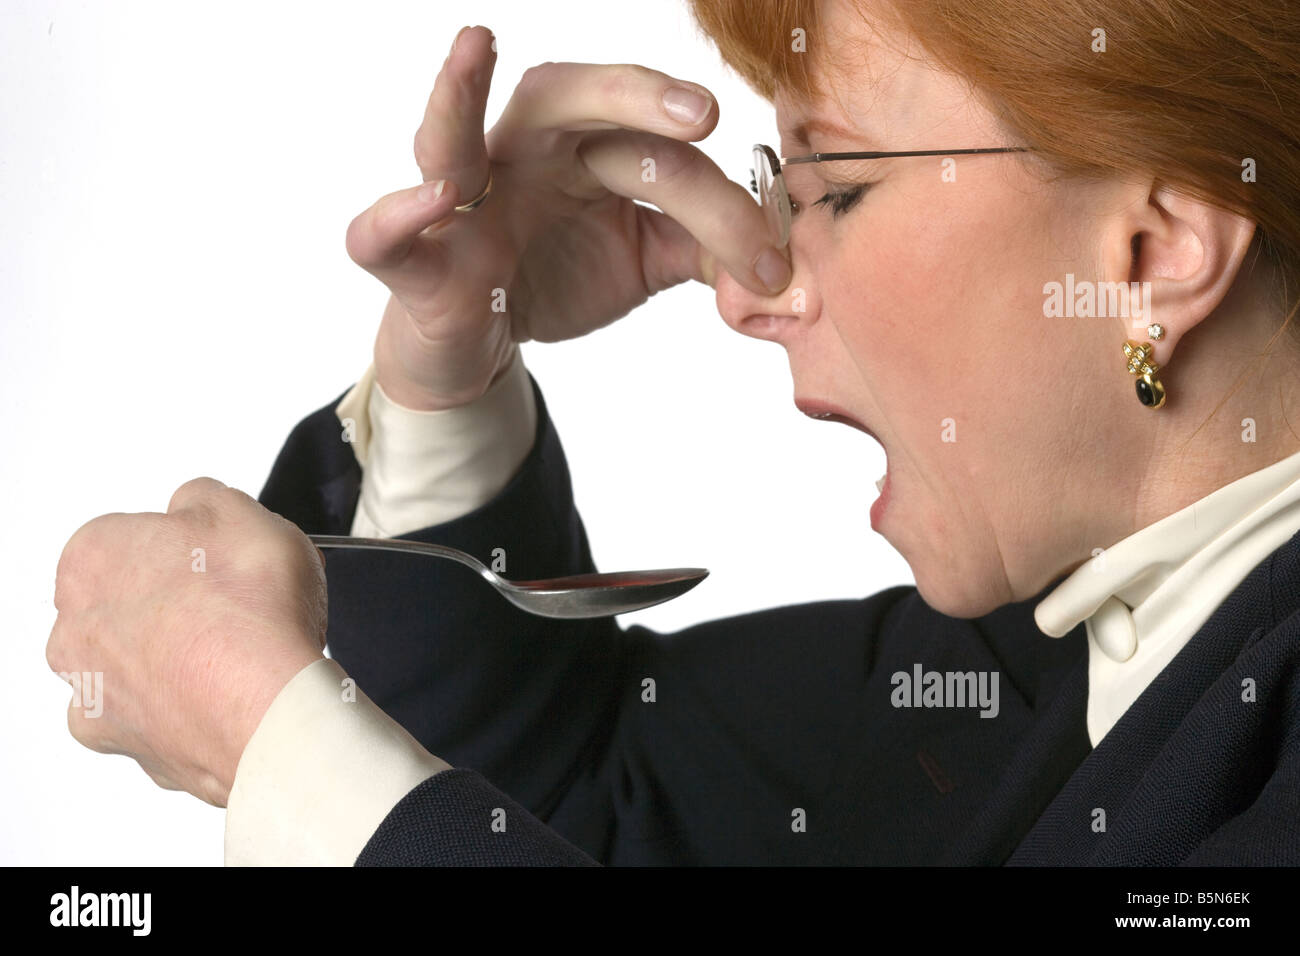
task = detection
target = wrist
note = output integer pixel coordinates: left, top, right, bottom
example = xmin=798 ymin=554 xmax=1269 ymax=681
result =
xmin=375 ymin=336 xmax=519 ymax=412
xmin=373 ymin=293 xmax=519 ymax=410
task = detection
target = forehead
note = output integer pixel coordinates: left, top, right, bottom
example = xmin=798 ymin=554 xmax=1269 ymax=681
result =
xmin=774 ymin=0 xmax=999 ymax=150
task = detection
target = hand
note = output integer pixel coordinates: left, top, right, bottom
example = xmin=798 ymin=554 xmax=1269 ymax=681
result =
xmin=46 ymin=478 xmax=328 ymax=807
xmin=344 ymin=24 xmax=792 ymax=411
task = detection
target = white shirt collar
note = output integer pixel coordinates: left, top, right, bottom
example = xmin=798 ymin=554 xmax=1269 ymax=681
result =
xmin=1033 ymin=446 xmax=1300 ymax=746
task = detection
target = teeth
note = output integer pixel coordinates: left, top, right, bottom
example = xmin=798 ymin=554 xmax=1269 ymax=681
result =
xmin=875 ymin=474 xmax=886 ymax=493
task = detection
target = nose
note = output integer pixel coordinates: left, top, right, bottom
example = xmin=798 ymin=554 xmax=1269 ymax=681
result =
xmin=714 ymin=244 xmax=821 ymax=346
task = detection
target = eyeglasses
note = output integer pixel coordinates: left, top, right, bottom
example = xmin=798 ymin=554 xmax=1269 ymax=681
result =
xmin=749 ymin=143 xmax=1031 ymax=247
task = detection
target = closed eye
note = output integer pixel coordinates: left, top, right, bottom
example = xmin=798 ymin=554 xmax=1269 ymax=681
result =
xmin=811 ymin=184 xmax=869 ymax=218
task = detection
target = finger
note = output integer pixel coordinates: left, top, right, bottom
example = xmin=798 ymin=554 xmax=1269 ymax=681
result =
xmin=577 ymin=130 xmax=792 ymax=296
xmin=167 ymin=476 xmax=228 ymax=515
xmin=415 ymin=25 xmax=495 ymax=201
xmin=344 ymin=178 xmax=462 ymax=278
xmin=53 ymin=531 xmax=92 ymax=614
xmin=46 ymin=613 xmax=73 ymax=674
xmin=140 ymin=763 xmax=184 ymax=793
xmin=54 ymin=512 xmax=134 ymax=613
xmin=637 ymin=209 xmax=720 ymax=292
xmin=66 ymin=701 xmax=120 ymax=755
xmin=488 ymin=62 xmax=718 ymax=161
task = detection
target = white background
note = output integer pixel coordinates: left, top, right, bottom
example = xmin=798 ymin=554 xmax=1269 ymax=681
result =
xmin=0 ymin=0 xmax=910 ymax=865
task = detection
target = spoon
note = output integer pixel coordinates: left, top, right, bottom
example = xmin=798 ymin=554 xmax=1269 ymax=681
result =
xmin=309 ymin=534 xmax=708 ymax=619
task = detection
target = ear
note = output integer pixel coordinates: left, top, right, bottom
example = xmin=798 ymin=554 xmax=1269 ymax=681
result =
xmin=1100 ymin=183 xmax=1257 ymax=367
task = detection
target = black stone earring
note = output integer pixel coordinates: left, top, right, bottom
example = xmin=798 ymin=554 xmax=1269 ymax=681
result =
xmin=1123 ymin=340 xmax=1166 ymax=409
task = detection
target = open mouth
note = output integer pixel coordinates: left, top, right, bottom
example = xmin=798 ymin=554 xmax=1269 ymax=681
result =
xmin=793 ymin=397 xmax=888 ymax=493
xmin=793 ymin=399 xmax=878 ymax=437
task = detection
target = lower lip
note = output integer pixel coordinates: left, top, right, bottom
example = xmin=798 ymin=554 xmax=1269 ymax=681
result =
xmin=870 ymin=471 xmax=890 ymax=528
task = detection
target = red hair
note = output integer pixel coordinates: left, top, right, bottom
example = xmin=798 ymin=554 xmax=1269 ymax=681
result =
xmin=689 ymin=0 xmax=1300 ymax=350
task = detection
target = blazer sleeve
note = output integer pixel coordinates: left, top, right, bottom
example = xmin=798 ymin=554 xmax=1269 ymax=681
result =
xmin=356 ymin=767 xmax=602 ymax=865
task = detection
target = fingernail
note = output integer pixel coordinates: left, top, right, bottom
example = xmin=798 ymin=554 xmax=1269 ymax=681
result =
xmin=418 ymin=180 xmax=445 ymax=203
xmin=754 ymin=246 xmax=792 ymax=293
xmin=661 ymin=86 xmax=711 ymax=125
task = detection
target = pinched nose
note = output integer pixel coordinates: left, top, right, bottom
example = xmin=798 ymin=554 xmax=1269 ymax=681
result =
xmin=713 ymin=252 xmax=819 ymax=345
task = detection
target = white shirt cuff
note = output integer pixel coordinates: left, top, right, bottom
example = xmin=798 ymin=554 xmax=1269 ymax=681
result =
xmin=335 ymin=347 xmax=539 ymax=538
xmin=224 ymin=658 xmax=452 ymax=866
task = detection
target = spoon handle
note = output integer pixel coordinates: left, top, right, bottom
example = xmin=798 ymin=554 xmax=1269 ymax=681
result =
xmin=309 ymin=534 xmax=488 ymax=577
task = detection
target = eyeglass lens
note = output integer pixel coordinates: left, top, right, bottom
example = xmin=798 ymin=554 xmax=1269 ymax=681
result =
xmin=751 ymin=145 xmax=791 ymax=248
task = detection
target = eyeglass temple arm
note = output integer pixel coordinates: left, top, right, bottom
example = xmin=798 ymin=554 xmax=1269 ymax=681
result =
xmin=780 ymin=146 xmax=1030 ymax=165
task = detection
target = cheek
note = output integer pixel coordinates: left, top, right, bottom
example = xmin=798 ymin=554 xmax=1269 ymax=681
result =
xmin=819 ymin=209 xmax=994 ymax=440
xmin=816 ymin=180 xmax=1069 ymax=475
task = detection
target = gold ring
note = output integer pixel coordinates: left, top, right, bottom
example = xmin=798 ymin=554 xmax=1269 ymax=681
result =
xmin=454 ymin=169 xmax=493 ymax=212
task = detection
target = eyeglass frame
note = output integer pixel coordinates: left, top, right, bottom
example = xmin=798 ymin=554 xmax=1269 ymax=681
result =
xmin=749 ymin=143 xmax=1032 ymax=247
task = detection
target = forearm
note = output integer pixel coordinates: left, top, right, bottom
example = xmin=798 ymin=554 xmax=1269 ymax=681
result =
xmin=225 ymin=657 xmax=602 ymax=866
xmin=258 ymin=361 xmax=627 ymax=833
xmin=225 ymin=658 xmax=452 ymax=865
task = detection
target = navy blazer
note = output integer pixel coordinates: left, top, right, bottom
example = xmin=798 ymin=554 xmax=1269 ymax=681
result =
xmin=259 ymin=372 xmax=1300 ymax=865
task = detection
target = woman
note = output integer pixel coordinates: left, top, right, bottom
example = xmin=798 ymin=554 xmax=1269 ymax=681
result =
xmin=51 ymin=2 xmax=1300 ymax=865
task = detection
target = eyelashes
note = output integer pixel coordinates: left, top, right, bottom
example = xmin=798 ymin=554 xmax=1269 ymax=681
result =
xmin=745 ymin=169 xmax=873 ymax=223
xmin=810 ymin=183 xmax=869 ymax=218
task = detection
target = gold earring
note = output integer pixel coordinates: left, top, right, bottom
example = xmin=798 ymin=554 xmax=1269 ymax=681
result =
xmin=1123 ymin=340 xmax=1166 ymax=409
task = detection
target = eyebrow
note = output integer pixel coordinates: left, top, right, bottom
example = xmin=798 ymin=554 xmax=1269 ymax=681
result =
xmin=786 ymin=117 xmax=869 ymax=146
